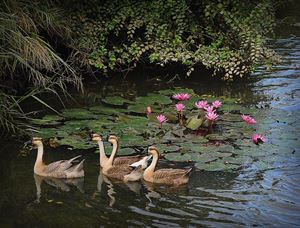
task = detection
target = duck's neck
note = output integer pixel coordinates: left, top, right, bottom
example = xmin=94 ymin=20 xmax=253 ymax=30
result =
xmin=34 ymin=144 xmax=45 ymax=172
xmin=98 ymin=140 xmax=108 ymax=168
xmin=144 ymin=153 xmax=158 ymax=179
xmin=106 ymin=141 xmax=118 ymax=168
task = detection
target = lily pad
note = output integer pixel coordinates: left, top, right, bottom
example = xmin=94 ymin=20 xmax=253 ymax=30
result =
xmin=89 ymin=105 xmax=128 ymax=115
xmin=135 ymin=93 xmax=172 ymax=105
xmin=102 ymin=144 xmax=137 ymax=156
xmin=195 ymin=161 xmax=240 ymax=172
xmin=185 ymin=116 xmax=204 ymax=130
xmin=156 ymin=144 xmax=181 ymax=153
xmin=63 ymin=108 xmax=96 ymax=120
xmin=164 ymin=153 xmax=191 ymax=162
xmin=102 ymin=96 xmax=133 ymax=106
xmin=158 ymin=88 xmax=195 ymax=96
xmin=56 ymin=136 xmax=94 ymax=150
xmin=31 ymin=115 xmax=63 ymax=126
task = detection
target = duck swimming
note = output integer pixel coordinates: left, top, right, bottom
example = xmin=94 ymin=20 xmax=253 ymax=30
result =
xmin=32 ymin=137 xmax=84 ymax=178
xmin=143 ymin=146 xmax=192 ymax=185
xmin=100 ymin=136 xmax=150 ymax=181
xmin=91 ymin=134 xmax=145 ymax=168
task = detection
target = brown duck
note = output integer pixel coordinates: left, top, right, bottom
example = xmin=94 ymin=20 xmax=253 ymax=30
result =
xmin=32 ymin=137 xmax=84 ymax=178
xmin=91 ymin=134 xmax=144 ymax=168
xmin=101 ymin=138 xmax=151 ymax=181
xmin=143 ymin=146 xmax=192 ymax=185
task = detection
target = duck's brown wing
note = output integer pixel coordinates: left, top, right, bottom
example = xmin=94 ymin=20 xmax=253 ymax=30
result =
xmin=113 ymin=155 xmax=144 ymax=166
xmin=153 ymin=168 xmax=191 ymax=180
xmin=106 ymin=165 xmax=133 ymax=180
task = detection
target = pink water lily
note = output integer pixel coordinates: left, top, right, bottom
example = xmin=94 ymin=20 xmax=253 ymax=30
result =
xmin=252 ymin=134 xmax=266 ymax=144
xmin=172 ymin=93 xmax=190 ymax=101
xmin=156 ymin=114 xmax=167 ymax=125
xmin=206 ymin=111 xmax=218 ymax=121
xmin=241 ymin=114 xmax=257 ymax=125
xmin=175 ymin=103 xmax=185 ymax=112
xmin=146 ymin=106 xmax=152 ymax=116
xmin=195 ymin=100 xmax=208 ymax=109
xmin=212 ymin=100 xmax=222 ymax=109
xmin=204 ymin=106 xmax=214 ymax=113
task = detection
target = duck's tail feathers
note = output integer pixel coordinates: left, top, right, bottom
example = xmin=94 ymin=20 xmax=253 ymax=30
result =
xmin=68 ymin=155 xmax=82 ymax=163
xmin=183 ymin=168 xmax=193 ymax=177
xmin=74 ymin=159 xmax=85 ymax=171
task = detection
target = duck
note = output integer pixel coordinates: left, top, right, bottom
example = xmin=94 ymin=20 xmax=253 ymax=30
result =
xmin=91 ymin=133 xmax=145 ymax=167
xmin=123 ymin=155 xmax=152 ymax=182
xmin=32 ymin=137 xmax=84 ymax=178
xmin=143 ymin=146 xmax=192 ymax=185
xmin=123 ymin=165 xmax=144 ymax=182
xmin=101 ymin=139 xmax=151 ymax=181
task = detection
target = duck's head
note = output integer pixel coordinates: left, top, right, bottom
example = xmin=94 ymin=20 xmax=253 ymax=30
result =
xmin=108 ymin=135 xmax=118 ymax=144
xmin=32 ymin=137 xmax=43 ymax=147
xmin=148 ymin=146 xmax=159 ymax=156
xmin=130 ymin=155 xmax=152 ymax=169
xmin=91 ymin=133 xmax=102 ymax=142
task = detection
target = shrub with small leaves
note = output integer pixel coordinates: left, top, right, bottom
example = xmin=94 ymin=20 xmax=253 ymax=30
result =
xmin=66 ymin=0 xmax=280 ymax=80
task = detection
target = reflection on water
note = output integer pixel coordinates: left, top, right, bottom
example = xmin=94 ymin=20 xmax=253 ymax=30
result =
xmin=1 ymin=27 xmax=300 ymax=228
xmin=33 ymin=175 xmax=84 ymax=203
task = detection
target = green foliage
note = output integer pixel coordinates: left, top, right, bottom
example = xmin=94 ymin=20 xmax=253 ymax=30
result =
xmin=0 ymin=0 xmax=83 ymax=136
xmin=31 ymin=88 xmax=298 ymax=172
xmin=67 ymin=0 xmax=280 ymax=79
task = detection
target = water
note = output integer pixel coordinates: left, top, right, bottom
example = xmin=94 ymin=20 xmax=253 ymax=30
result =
xmin=1 ymin=20 xmax=300 ymax=228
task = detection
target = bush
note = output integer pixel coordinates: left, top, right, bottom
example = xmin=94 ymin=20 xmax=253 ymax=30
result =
xmin=67 ymin=0 xmax=281 ymax=80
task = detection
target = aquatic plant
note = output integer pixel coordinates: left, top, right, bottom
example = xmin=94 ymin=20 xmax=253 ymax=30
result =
xmin=212 ymin=100 xmax=222 ymax=109
xmin=241 ymin=115 xmax=257 ymax=125
xmin=252 ymin=134 xmax=266 ymax=145
xmin=175 ymin=103 xmax=185 ymax=112
xmin=156 ymin=114 xmax=167 ymax=127
xmin=146 ymin=106 xmax=152 ymax=116
xmin=204 ymin=106 xmax=215 ymax=113
xmin=172 ymin=93 xmax=190 ymax=101
xmin=32 ymin=88 xmax=274 ymax=172
xmin=195 ymin=101 xmax=208 ymax=109
xmin=206 ymin=111 xmax=218 ymax=122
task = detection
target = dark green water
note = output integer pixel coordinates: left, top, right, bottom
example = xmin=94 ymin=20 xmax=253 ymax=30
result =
xmin=1 ymin=14 xmax=300 ymax=228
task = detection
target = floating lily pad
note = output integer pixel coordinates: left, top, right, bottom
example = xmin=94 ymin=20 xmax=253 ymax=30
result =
xmin=164 ymin=153 xmax=191 ymax=162
xmin=118 ymin=134 xmax=146 ymax=147
xmin=63 ymin=108 xmax=96 ymax=120
xmin=128 ymin=103 xmax=160 ymax=114
xmin=206 ymin=134 xmax=229 ymax=141
xmin=102 ymin=144 xmax=137 ymax=156
xmin=102 ymin=96 xmax=133 ymax=106
xmin=35 ymin=128 xmax=61 ymax=139
xmin=185 ymin=116 xmax=204 ymax=130
xmin=31 ymin=115 xmax=63 ymax=126
xmin=56 ymin=135 xmax=94 ymax=150
xmin=156 ymin=144 xmax=181 ymax=153
xmin=89 ymin=105 xmax=128 ymax=115
xmin=135 ymin=93 xmax=172 ymax=106
xmin=223 ymin=156 xmax=253 ymax=165
xmin=195 ymin=161 xmax=240 ymax=172
xmin=158 ymin=88 xmax=195 ymax=96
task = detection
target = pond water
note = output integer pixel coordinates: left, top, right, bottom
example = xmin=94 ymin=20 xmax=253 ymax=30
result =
xmin=1 ymin=19 xmax=300 ymax=228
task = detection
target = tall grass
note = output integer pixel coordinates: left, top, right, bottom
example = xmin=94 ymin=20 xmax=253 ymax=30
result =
xmin=0 ymin=0 xmax=83 ymax=136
